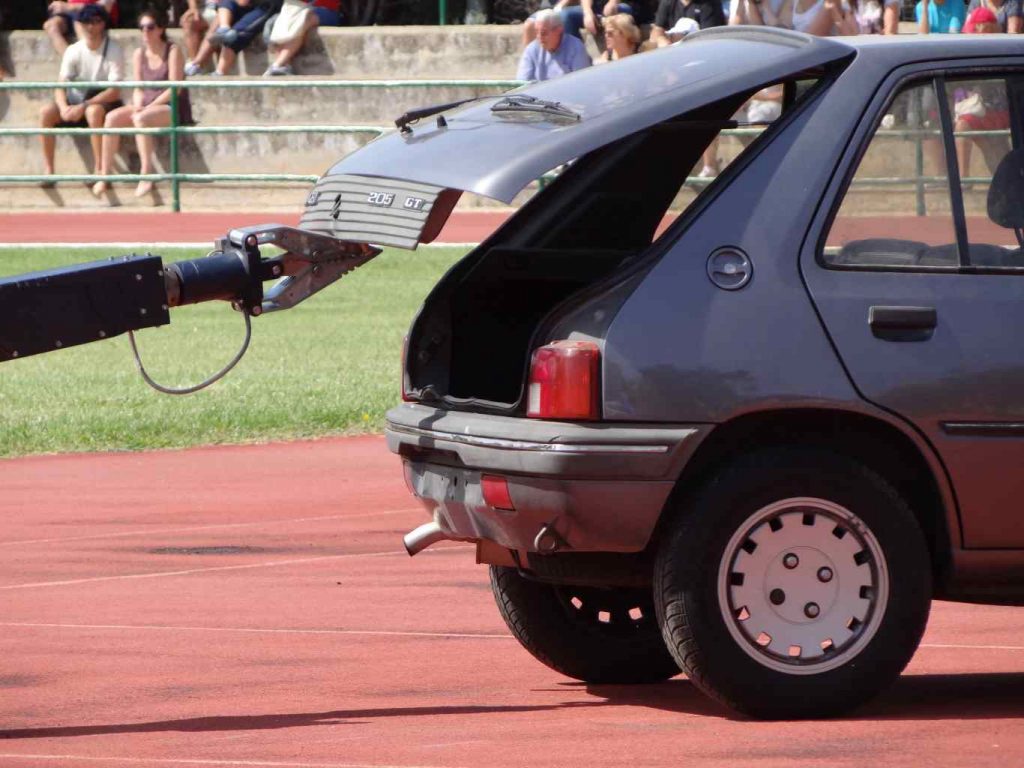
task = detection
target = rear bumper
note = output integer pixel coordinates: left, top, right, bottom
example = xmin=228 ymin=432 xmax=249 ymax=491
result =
xmin=386 ymin=403 xmax=711 ymax=553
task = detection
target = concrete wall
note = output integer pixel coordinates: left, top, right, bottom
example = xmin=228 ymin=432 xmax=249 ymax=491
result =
xmin=0 ymin=26 xmax=528 ymax=210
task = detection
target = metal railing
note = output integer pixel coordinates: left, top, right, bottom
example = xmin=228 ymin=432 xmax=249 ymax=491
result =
xmin=0 ymin=78 xmax=1007 ymax=213
xmin=0 ymin=78 xmax=522 ymax=211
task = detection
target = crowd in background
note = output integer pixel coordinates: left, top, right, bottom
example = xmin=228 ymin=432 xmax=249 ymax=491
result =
xmin=517 ymin=0 xmax=1023 ymax=86
xmin=0 ymin=0 xmax=1018 ymax=195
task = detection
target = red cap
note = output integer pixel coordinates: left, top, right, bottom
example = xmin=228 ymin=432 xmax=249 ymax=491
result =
xmin=964 ymin=6 xmax=998 ymax=32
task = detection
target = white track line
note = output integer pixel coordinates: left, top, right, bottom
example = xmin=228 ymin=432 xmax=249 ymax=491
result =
xmin=1 ymin=623 xmax=1018 ymax=650
xmin=0 ymin=756 xmax=451 ymax=768
xmin=0 ymin=546 xmax=459 ymax=590
xmin=0 ymin=508 xmax=421 ymax=548
xmin=0 ymin=621 xmax=512 ymax=641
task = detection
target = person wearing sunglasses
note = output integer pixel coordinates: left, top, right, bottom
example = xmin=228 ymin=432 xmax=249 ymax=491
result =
xmin=92 ymin=6 xmax=193 ymax=198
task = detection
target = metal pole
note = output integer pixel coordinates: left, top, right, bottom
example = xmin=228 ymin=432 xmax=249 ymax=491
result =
xmin=170 ymin=85 xmax=181 ymax=213
xmin=439 ymin=0 xmax=447 ymax=24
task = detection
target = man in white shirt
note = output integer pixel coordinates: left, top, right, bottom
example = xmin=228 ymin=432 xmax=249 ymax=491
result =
xmin=38 ymin=4 xmax=125 ymax=186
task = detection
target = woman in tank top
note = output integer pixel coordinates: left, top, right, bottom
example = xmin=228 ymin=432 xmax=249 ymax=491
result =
xmin=93 ymin=6 xmax=193 ymax=198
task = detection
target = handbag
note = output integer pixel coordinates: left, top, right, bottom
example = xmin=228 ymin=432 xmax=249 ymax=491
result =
xmin=269 ymin=0 xmax=312 ymax=44
xmin=954 ymin=92 xmax=986 ymax=120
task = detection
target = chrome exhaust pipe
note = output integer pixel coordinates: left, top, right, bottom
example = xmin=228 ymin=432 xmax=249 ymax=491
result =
xmin=404 ymin=521 xmax=450 ymax=556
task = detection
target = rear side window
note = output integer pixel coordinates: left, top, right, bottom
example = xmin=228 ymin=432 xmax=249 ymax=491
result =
xmin=823 ymin=74 xmax=1024 ymax=271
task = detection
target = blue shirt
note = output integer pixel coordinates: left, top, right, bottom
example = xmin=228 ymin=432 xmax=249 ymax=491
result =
xmin=516 ymin=34 xmax=592 ymax=82
xmin=916 ymin=0 xmax=966 ymax=32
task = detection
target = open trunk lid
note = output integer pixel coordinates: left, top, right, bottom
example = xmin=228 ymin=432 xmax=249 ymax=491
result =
xmin=303 ymin=28 xmax=852 ymax=234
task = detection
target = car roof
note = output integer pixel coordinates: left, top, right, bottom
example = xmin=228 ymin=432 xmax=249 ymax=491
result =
xmin=329 ymin=28 xmax=853 ymax=202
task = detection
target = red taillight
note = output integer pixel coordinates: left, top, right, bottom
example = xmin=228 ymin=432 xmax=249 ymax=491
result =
xmin=481 ymin=474 xmax=515 ymax=511
xmin=527 ymin=340 xmax=600 ymax=420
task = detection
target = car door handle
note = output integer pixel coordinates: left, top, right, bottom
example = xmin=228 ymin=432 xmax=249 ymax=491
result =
xmin=868 ymin=306 xmax=937 ymax=341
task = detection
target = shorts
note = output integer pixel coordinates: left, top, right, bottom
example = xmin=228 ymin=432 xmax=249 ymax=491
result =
xmin=959 ymin=109 xmax=1010 ymax=131
xmin=56 ymin=99 xmax=123 ymax=127
xmin=216 ymin=0 xmax=275 ymax=51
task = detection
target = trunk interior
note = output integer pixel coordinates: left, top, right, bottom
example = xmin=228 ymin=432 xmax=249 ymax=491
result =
xmin=404 ymin=96 xmax=752 ymax=412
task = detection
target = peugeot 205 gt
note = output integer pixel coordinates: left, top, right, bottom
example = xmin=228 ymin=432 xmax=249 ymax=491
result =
xmin=298 ymin=28 xmax=1024 ymax=718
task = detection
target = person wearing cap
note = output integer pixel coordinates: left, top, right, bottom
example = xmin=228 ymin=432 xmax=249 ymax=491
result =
xmin=965 ymin=0 xmax=1022 ymax=32
xmin=650 ymin=0 xmax=725 ymax=47
xmin=517 ymin=9 xmax=592 ymax=82
xmin=44 ymin=0 xmax=121 ymax=57
xmin=38 ymin=3 xmax=125 ymax=186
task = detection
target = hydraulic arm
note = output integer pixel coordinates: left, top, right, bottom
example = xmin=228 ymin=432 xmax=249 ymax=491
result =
xmin=0 ymin=225 xmax=380 ymax=370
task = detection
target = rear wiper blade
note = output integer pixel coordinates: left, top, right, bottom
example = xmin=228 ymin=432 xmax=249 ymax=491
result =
xmin=395 ymin=97 xmax=482 ymax=134
xmin=490 ymin=94 xmax=580 ymax=121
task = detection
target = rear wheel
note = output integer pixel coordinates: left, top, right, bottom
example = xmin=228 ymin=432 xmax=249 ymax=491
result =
xmin=654 ymin=447 xmax=932 ymax=718
xmin=490 ymin=565 xmax=680 ymax=683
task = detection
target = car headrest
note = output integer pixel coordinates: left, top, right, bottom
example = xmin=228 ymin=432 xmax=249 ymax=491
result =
xmin=988 ymin=147 xmax=1024 ymax=229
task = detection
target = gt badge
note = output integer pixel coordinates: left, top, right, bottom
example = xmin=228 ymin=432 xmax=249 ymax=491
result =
xmin=305 ymin=190 xmax=320 ymax=207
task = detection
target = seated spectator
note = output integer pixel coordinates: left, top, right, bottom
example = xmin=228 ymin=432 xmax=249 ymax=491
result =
xmin=522 ymin=1 xmax=651 ymax=46
xmin=561 ymin=0 xmax=653 ymax=40
xmin=264 ymin=0 xmax=345 ymax=76
xmin=650 ymin=0 xmax=725 ymax=47
xmin=38 ymin=4 xmax=124 ymax=186
xmin=93 ymin=6 xmax=193 ymax=198
xmin=729 ymin=0 xmax=794 ymax=27
xmin=185 ymin=0 xmax=282 ymax=76
xmin=171 ymin=1 xmax=219 ymax=62
xmin=917 ymin=0 xmax=965 ymax=33
xmin=517 ymin=9 xmax=591 ymax=82
xmin=599 ymin=12 xmax=643 ymax=60
xmin=44 ymin=0 xmax=120 ymax=57
xmin=966 ymin=0 xmax=1022 ymax=32
xmin=847 ymin=0 xmax=900 ymax=33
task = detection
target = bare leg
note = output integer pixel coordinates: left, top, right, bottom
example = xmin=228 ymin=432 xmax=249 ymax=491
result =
xmin=191 ymin=34 xmax=217 ymax=68
xmin=84 ymin=104 xmax=107 ymax=176
xmin=43 ymin=16 xmax=70 ymax=57
xmin=182 ymin=11 xmax=208 ymax=61
xmin=521 ymin=17 xmax=538 ymax=46
xmin=93 ymin=105 xmax=135 ymax=194
xmin=133 ymin=106 xmax=171 ymax=196
xmin=954 ymin=118 xmax=972 ymax=183
xmin=216 ymin=46 xmax=237 ymax=75
xmin=39 ymin=102 xmax=61 ymax=179
xmin=701 ymin=139 xmax=720 ymax=176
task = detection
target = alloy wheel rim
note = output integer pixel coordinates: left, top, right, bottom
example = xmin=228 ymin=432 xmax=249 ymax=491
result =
xmin=716 ymin=497 xmax=889 ymax=675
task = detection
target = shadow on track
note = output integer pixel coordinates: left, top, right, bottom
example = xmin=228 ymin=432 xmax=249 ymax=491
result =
xmin=4 ymin=672 xmax=1022 ymax=739
xmin=580 ymin=671 xmax=1024 ymax=721
xmin=0 ymin=702 xmax=602 ymax=740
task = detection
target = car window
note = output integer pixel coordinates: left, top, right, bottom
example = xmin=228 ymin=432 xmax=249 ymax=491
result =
xmin=944 ymin=76 xmax=1024 ymax=269
xmin=822 ymin=80 xmax=959 ymax=269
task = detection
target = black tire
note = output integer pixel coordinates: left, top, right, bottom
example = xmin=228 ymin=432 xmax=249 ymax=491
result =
xmin=654 ymin=446 xmax=932 ymax=719
xmin=490 ymin=565 xmax=680 ymax=684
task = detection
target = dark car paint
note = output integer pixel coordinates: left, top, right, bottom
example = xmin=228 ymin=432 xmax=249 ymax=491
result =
xmin=371 ymin=31 xmax=1024 ymax=599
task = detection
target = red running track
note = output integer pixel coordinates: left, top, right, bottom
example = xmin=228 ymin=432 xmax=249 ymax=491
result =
xmin=2 ymin=436 xmax=1024 ymax=768
xmin=0 ymin=211 xmax=512 ymax=245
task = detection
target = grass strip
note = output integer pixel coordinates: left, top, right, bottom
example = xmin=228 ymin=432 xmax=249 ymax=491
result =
xmin=0 ymin=245 xmax=467 ymax=457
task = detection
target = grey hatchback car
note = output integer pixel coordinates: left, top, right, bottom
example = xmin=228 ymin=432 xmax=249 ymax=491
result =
xmin=301 ymin=28 xmax=1024 ymax=718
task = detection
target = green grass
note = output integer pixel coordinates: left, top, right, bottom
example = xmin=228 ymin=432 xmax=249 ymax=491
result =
xmin=0 ymin=245 xmax=467 ymax=457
